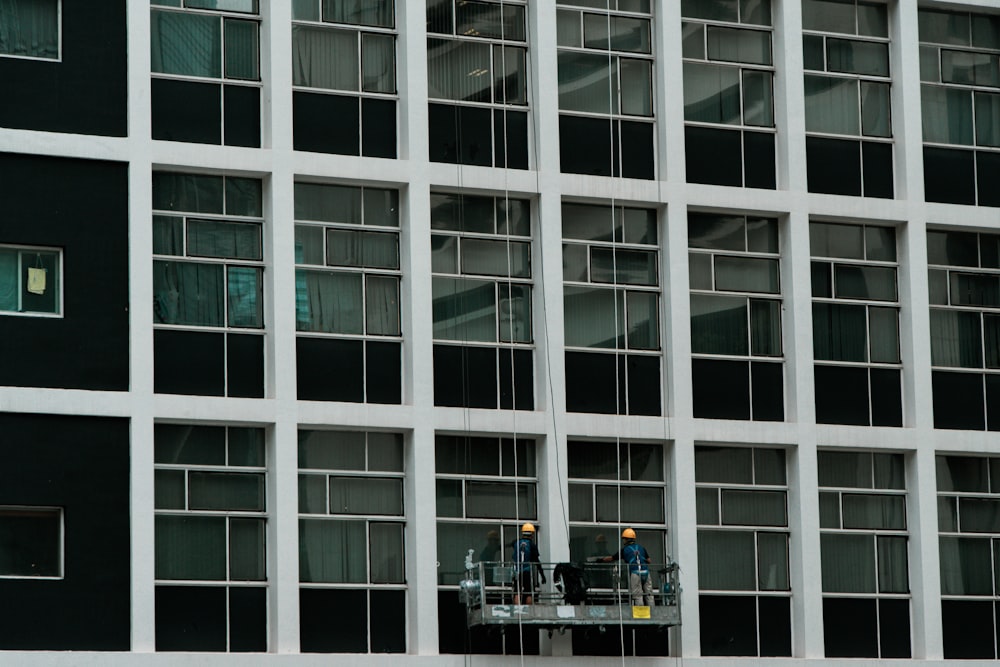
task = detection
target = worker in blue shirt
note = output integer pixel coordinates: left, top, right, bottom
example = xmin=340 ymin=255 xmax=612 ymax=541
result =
xmin=512 ymin=522 xmax=545 ymax=604
xmin=596 ymin=528 xmax=654 ymax=606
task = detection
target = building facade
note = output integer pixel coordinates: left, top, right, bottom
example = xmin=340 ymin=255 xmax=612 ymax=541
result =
xmin=1 ymin=0 xmax=1000 ymax=664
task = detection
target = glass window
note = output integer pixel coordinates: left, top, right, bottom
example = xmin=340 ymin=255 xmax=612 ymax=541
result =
xmin=0 ymin=507 xmax=62 ymax=578
xmin=151 ymin=2 xmax=261 ymax=81
xmin=0 ymin=246 xmax=62 ymax=316
xmin=0 ymin=0 xmax=59 ymax=59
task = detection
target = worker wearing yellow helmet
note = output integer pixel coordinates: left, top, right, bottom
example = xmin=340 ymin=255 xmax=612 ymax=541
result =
xmin=512 ymin=522 xmax=546 ymax=604
xmin=595 ymin=528 xmax=654 ymax=606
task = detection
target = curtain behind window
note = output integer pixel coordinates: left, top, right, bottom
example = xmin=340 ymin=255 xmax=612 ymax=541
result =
xmin=151 ymin=11 xmax=222 ymax=77
xmin=293 ymin=25 xmax=358 ymax=90
xmin=0 ymin=249 xmax=17 ymax=311
xmin=0 ymin=0 xmax=58 ymax=59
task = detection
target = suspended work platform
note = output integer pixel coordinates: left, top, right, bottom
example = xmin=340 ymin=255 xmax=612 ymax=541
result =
xmin=459 ymin=560 xmax=681 ymax=630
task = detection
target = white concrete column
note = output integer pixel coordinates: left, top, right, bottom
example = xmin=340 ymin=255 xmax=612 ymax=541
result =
xmin=787 ymin=439 xmax=824 ymax=657
xmin=908 ymin=445 xmax=944 ymax=659
xmin=774 ymin=0 xmax=808 ymax=193
xmin=671 ymin=434 xmax=699 ymax=656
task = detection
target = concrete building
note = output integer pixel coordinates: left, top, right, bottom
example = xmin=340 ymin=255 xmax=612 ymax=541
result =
xmin=1 ymin=0 xmax=1000 ymax=664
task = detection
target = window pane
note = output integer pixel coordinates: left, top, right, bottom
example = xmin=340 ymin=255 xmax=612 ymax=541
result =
xmin=224 ymin=19 xmax=259 ymax=80
xmin=327 ymin=229 xmax=399 ymax=269
xmin=189 ymin=472 xmax=264 ymax=511
xmin=927 ymin=230 xmax=979 ymax=267
xmin=877 ymin=535 xmax=909 ymax=593
xmin=684 ymin=62 xmax=741 ymax=124
xmin=921 ymin=85 xmax=973 ymax=145
xmin=296 ymin=270 xmax=364 ymax=334
xmin=691 ymin=294 xmax=749 ymax=356
xmin=869 ymin=306 xmax=900 ymax=363
xmin=873 ymin=453 xmax=904 ymax=489
xmin=466 ymin=481 xmax=536 ymax=519
xmin=329 ymin=477 xmax=403 ymax=515
xmin=432 ymin=235 xmax=458 ymax=274
xmin=154 ymin=173 xmax=225 ymax=214
xmin=156 ymin=469 xmax=186 ymax=510
xmin=292 ymin=0 xmax=318 ymax=20
xmin=427 ymin=38 xmax=492 ymax=102
xmin=436 ymin=479 xmax=462 ymax=518
xmin=494 ymin=45 xmax=527 ymax=105
xmin=696 ymin=487 xmax=719 ymax=525
xmin=804 ymin=75 xmax=860 ymax=135
xmin=295 ymin=183 xmax=362 ymax=224
xmin=362 ymin=32 xmax=395 ymax=93
xmin=432 ymin=276 xmax=497 ymax=342
xmin=630 ymin=444 xmax=663 ymax=481
xmin=689 ymin=252 xmax=712 ymax=290
xmin=951 ymin=272 xmax=1000 ymax=307
xmin=715 ymin=256 xmax=779 ymax=293
xmin=819 ymin=491 xmax=841 ymax=528
xmin=743 ymin=69 xmax=774 ymax=127
xmin=591 ymin=248 xmax=657 ymax=286
xmin=929 ymin=309 xmax=982 ymax=368
xmin=298 ymin=474 xmax=327 ymax=513
xmin=569 ymin=483 xmax=594 ymax=521
xmin=363 ymin=188 xmax=400 ymax=227
xmin=985 ymin=315 xmax=1000 ymax=368
xmin=368 ymin=432 xmax=404 ymax=472
xmin=498 ymin=282 xmax=531 ymax=343
xmin=569 ymin=441 xmax=620 ymax=480
xmin=151 ymin=11 xmax=222 ymax=77
xmin=564 ymin=286 xmax=624 ymax=349
xmin=803 ymin=34 xmax=825 ymax=71
xmin=754 ymin=448 xmax=786 ymax=485
xmin=696 ymin=446 xmax=753 ymax=484
xmin=596 ymin=485 xmax=664 ymax=523
xmin=861 ymin=80 xmax=891 ymax=138
xmin=188 ymin=220 xmax=261 ymax=260
xmin=682 ymin=22 xmax=705 ymax=59
xmin=156 ymin=425 xmax=226 ymax=465
xmin=563 ymin=204 xmax=620 ymax=242
xmin=366 ymin=275 xmax=401 ymax=336
xmin=299 ymin=430 xmax=366 ymax=470
xmin=626 ymin=290 xmax=659 ymax=350
xmin=698 ymin=530 xmax=756 ymax=590
xmin=721 ymin=489 xmax=787 ymax=526
xmin=323 ymin=0 xmax=393 ymax=28
xmin=0 ymin=508 xmax=61 ymax=577
xmin=919 ymin=45 xmax=940 ymax=82
xmin=865 ymin=225 xmax=896 ymax=261
xmin=462 ymin=239 xmax=530 ymax=278
xmin=821 ymin=533 xmax=876 ymax=593
xmin=230 ymin=517 xmax=265 ymax=581
xmin=918 ymin=10 xmax=970 ymax=46
xmin=976 ymin=91 xmax=1000 ymax=147
xmin=750 ymin=299 xmax=782 ymax=356
xmin=959 ymin=497 xmax=1000 ymax=533
xmin=928 ymin=269 xmax=949 ymax=305
xmin=758 ymin=532 xmax=789 ymax=590
xmin=187 ymin=0 xmax=258 ymax=12
xmin=155 ymin=515 xmax=226 ymax=580
xmin=937 ymin=455 xmax=989 ymax=493
xmin=942 ymin=50 xmax=1000 ymax=87
xmin=707 ymin=26 xmax=771 ymax=66
xmin=834 ymin=265 xmax=896 ymax=301
xmin=811 ymin=222 xmax=864 ymax=259
xmin=227 ymin=266 xmax=263 ymax=328
xmin=802 ymin=0 xmax=856 ymax=34
xmin=299 ymin=519 xmax=367 ymax=583
xmin=842 ymin=494 xmax=906 ymax=529
xmin=370 ymin=522 xmax=405 ymax=583
xmin=0 ymin=0 xmax=58 ymax=58
xmin=818 ymin=450 xmax=872 ymax=488
xmin=153 ymin=261 xmax=225 ymax=327
xmin=292 ymin=26 xmax=359 ymax=90
xmin=18 ymin=250 xmax=58 ymax=314
xmin=154 ymin=216 xmax=184 ymax=256
xmin=827 ymin=38 xmax=888 ymax=76
xmin=689 ymin=213 xmax=745 ymax=251
xmin=858 ymin=2 xmax=887 ymax=37
xmin=620 ymin=58 xmax=653 ymax=116
xmin=812 ymin=302 xmax=867 ymax=362
xmin=682 ymin=0 xmax=738 ymax=22
xmin=559 ymin=51 xmax=615 ymax=114
xmin=939 ymin=536 xmax=992 ymax=595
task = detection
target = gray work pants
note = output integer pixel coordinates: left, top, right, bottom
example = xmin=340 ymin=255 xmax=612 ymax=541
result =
xmin=629 ymin=572 xmax=654 ymax=606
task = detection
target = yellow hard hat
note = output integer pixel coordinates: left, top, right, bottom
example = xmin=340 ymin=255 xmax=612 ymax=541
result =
xmin=521 ymin=522 xmax=536 ymax=533
xmin=621 ymin=528 xmax=636 ymax=540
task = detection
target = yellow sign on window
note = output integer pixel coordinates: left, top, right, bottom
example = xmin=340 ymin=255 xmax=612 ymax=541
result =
xmin=631 ymin=605 xmax=651 ymax=619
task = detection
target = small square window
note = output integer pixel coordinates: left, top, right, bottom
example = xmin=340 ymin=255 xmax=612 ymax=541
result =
xmin=0 ymin=0 xmax=60 ymax=60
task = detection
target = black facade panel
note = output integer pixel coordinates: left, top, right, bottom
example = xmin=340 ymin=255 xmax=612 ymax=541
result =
xmin=692 ymin=358 xmax=751 ymax=420
xmin=987 ymin=374 xmax=1000 ymax=431
xmin=924 ymin=147 xmax=976 ymax=205
xmin=0 ymin=414 xmax=129 ymax=650
xmin=807 ymin=137 xmax=861 ymax=196
xmin=862 ymin=141 xmax=894 ymax=199
xmin=152 ymin=78 xmax=222 ymax=145
xmin=560 ymin=115 xmax=613 ymax=177
xmin=814 ymin=365 xmax=869 ymax=425
xmin=699 ymin=594 xmax=758 ymax=656
xmin=495 ymin=109 xmax=529 ymax=170
xmin=155 ymin=329 xmax=225 ymax=396
xmin=686 ymin=126 xmax=742 ymax=186
xmin=366 ymin=340 xmax=402 ymax=404
xmin=870 ymin=367 xmax=903 ymax=427
xmin=758 ymin=596 xmax=792 ymax=656
xmin=223 ymin=84 xmax=261 ymax=148
xmin=156 ymin=586 xmax=227 ymax=652
xmin=878 ymin=598 xmax=911 ymax=658
xmin=438 ymin=590 xmax=538 ymax=654
xmin=433 ymin=344 xmax=497 ymax=408
xmin=227 ymin=333 xmax=265 ymax=398
xmin=429 ymin=103 xmax=460 ymax=163
xmin=751 ymin=361 xmax=784 ymax=421
xmin=362 ymin=98 xmax=398 ymax=158
xmin=303 ymin=589 xmax=368 ymax=652
xmin=565 ymin=351 xmax=618 ymax=414
xmin=293 ymin=92 xmax=359 ymax=155
xmin=942 ymin=599 xmax=995 ymax=659
xmin=296 ymin=337 xmax=364 ymax=402
xmin=0 ymin=154 xmax=128 ymax=391
xmin=369 ymin=589 xmax=406 ymax=653
xmin=744 ymin=130 xmax=777 ymax=190
xmin=626 ymin=354 xmax=661 ymax=416
xmin=0 ymin=2 xmax=126 ymax=136
xmin=572 ymin=626 xmax=667 ymax=657
xmin=978 ymin=151 xmax=1000 ymax=207
xmin=499 ymin=347 xmax=534 ymax=410
xmin=933 ymin=370 xmax=986 ymax=430
xmin=823 ymin=597 xmax=878 ymax=658
xmin=457 ymin=105 xmax=493 ymax=167
xmin=619 ymin=120 xmax=655 ymax=180
xmin=228 ymin=587 xmax=267 ymax=652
